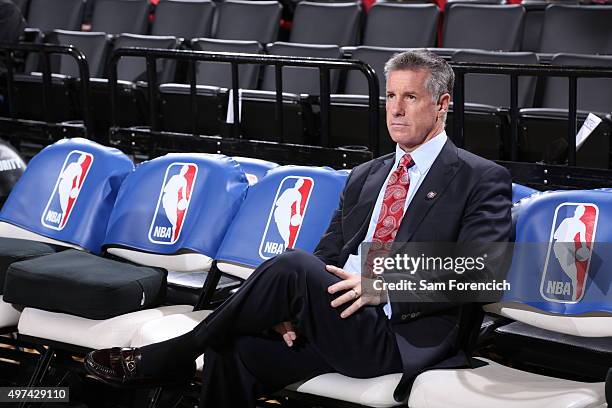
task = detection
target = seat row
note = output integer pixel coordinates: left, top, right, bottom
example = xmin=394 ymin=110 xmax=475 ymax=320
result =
xmin=0 ymin=138 xmax=609 ymax=407
xmin=7 ymin=36 xmax=611 ymax=168
xmin=19 ymin=1 xmax=612 ymax=55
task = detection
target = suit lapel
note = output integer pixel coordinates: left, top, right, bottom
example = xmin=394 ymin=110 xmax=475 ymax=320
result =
xmin=396 ymin=139 xmax=462 ymax=242
xmin=344 ymin=153 xmax=395 ymax=252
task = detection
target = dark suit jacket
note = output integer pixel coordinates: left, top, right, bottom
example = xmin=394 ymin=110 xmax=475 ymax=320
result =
xmin=314 ymin=138 xmax=512 ymax=401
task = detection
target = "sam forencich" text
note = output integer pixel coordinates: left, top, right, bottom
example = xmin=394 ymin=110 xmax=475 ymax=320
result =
xmin=373 ymin=279 xmax=511 ymax=292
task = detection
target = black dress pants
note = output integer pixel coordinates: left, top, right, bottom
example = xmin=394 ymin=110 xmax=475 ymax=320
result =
xmin=175 ymin=249 xmax=404 ymax=407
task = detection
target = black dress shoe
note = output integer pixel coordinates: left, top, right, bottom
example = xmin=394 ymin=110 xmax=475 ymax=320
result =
xmin=85 ymin=347 xmax=195 ymax=388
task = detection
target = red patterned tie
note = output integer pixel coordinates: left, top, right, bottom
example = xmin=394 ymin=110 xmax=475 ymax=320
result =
xmin=366 ymin=154 xmax=414 ymax=275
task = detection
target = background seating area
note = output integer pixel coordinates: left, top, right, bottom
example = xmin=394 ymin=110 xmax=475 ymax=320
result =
xmin=0 ymin=2 xmax=611 ymax=408
xmin=3 ymin=0 xmax=610 ymax=169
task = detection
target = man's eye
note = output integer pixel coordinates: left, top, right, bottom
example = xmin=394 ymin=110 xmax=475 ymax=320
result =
xmin=386 ymin=94 xmax=394 ymax=99
xmin=407 ymin=95 xmax=416 ymax=100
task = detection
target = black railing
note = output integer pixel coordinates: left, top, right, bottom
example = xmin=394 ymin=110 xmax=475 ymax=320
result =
xmin=451 ymin=62 xmax=612 ymax=167
xmin=107 ymin=47 xmax=381 ymax=155
xmin=0 ymin=42 xmax=93 ymax=133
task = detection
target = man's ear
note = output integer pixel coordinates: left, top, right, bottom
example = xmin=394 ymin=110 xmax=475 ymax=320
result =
xmin=438 ymin=93 xmax=451 ymax=115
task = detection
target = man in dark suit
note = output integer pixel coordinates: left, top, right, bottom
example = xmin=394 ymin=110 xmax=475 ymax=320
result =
xmin=86 ymin=50 xmax=512 ymax=406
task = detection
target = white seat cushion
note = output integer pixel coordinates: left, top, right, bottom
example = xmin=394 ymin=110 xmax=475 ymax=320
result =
xmin=0 ymin=296 xmax=20 ymax=328
xmin=287 ymin=373 xmax=404 ymax=408
xmin=107 ymin=247 xmax=213 ymax=273
xmin=216 ymin=261 xmax=254 ymax=280
xmin=484 ymin=302 xmax=612 ymax=337
xmin=131 ymin=310 xmax=211 ymax=371
xmin=408 ymin=358 xmax=606 ymax=408
xmin=0 ymin=222 xmax=81 ymax=250
xmin=17 ymin=305 xmax=193 ymax=349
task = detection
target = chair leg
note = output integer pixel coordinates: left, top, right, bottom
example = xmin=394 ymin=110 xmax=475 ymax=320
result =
xmin=18 ymin=347 xmax=54 ymax=408
xmin=25 ymin=347 xmax=54 ymax=387
xmin=605 ymin=367 xmax=611 ymax=406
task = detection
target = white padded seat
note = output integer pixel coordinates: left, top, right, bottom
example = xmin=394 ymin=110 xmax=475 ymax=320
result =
xmin=484 ymin=302 xmax=612 ymax=337
xmin=408 ymin=358 xmax=606 ymax=408
xmin=107 ymin=247 xmax=213 ymax=273
xmin=131 ymin=309 xmax=212 ymax=371
xmin=0 ymin=296 xmax=20 ymax=328
xmin=17 ymin=305 xmax=193 ymax=349
xmin=287 ymin=373 xmax=404 ymax=408
xmin=0 ymin=222 xmax=82 ymax=250
xmin=216 ymin=261 xmax=255 ymax=280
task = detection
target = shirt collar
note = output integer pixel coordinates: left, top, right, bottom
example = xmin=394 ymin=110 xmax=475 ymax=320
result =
xmin=394 ymin=131 xmax=447 ymax=175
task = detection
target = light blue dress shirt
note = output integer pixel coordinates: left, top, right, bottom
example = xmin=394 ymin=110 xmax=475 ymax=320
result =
xmin=341 ymin=131 xmax=448 ymax=318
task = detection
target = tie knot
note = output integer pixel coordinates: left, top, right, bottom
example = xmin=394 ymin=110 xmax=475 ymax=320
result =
xmin=399 ymin=154 xmax=414 ymax=170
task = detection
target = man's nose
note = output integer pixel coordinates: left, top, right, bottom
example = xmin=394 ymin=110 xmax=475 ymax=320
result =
xmin=388 ymin=99 xmax=404 ymax=117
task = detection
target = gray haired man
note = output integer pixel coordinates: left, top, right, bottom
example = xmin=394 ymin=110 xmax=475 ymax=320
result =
xmin=86 ymin=50 xmax=512 ymax=407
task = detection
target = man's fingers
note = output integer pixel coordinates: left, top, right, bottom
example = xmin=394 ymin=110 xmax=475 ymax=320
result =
xmin=340 ymin=298 xmax=364 ymax=319
xmin=330 ymin=287 xmax=360 ymax=308
xmin=326 ymin=264 xmax=349 ymax=279
xmin=273 ymin=321 xmax=297 ymax=347
xmin=283 ymin=321 xmax=297 ymax=341
xmin=327 ymin=279 xmax=355 ymax=294
xmin=282 ymin=332 xmax=293 ymax=347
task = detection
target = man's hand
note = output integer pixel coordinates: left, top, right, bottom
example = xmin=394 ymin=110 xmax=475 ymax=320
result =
xmin=326 ymin=265 xmax=388 ymax=319
xmin=273 ymin=321 xmax=297 ymax=347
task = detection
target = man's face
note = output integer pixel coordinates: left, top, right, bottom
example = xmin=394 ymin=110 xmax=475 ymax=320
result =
xmin=385 ymin=69 xmax=448 ymax=152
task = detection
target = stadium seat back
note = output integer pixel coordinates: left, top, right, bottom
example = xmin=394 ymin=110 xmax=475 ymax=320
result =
xmin=261 ymin=42 xmax=342 ymax=94
xmin=511 ymin=183 xmax=538 ymax=203
xmin=289 ymin=1 xmax=361 ymax=46
xmin=452 ymin=50 xmax=538 ymax=107
xmin=497 ymin=190 xmax=612 ymax=334
xmin=213 ymin=0 xmax=281 ymax=44
xmin=232 ymin=157 xmax=279 ymax=185
xmin=344 ymin=46 xmax=406 ymax=95
xmin=103 ymin=154 xmax=248 ymax=272
xmin=0 ymin=138 xmax=134 ymax=253
xmin=216 ymin=166 xmax=348 ymax=279
xmin=363 ymin=3 xmax=438 ymax=48
xmin=27 ymin=0 xmax=84 ymax=31
xmin=113 ymin=34 xmax=179 ymax=82
xmin=47 ymin=30 xmax=109 ymax=78
xmin=541 ymin=54 xmax=612 ymax=113
xmin=151 ymin=0 xmax=215 ymax=39
xmin=91 ymin=0 xmax=150 ymax=35
xmin=442 ymin=4 xmax=525 ymax=51
xmin=539 ymin=5 xmax=612 ymax=55
xmin=192 ymin=38 xmax=262 ymax=88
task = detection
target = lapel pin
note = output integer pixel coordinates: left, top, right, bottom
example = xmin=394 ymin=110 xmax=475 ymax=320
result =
xmin=426 ymin=191 xmax=437 ymax=200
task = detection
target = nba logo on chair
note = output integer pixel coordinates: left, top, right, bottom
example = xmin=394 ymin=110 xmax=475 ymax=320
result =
xmin=148 ymin=163 xmax=198 ymax=245
xmin=259 ymin=176 xmax=314 ymax=259
xmin=540 ymin=202 xmax=598 ymax=303
xmin=41 ymin=150 xmax=94 ymax=231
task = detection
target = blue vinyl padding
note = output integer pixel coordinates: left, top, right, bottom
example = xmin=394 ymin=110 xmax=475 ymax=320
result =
xmin=216 ymin=166 xmax=348 ymax=268
xmin=103 ymin=153 xmax=248 ymax=258
xmin=504 ymin=190 xmax=612 ymax=314
xmin=0 ymin=138 xmax=133 ymax=254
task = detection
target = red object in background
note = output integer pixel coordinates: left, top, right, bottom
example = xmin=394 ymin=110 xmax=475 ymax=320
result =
xmin=362 ymin=0 xmax=376 ymax=12
xmin=149 ymin=0 xmax=159 ymax=23
xmin=280 ymin=19 xmax=293 ymax=30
